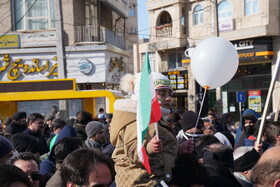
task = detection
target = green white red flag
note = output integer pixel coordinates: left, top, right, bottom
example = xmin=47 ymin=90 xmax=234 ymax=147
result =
xmin=137 ymin=52 xmax=162 ymax=174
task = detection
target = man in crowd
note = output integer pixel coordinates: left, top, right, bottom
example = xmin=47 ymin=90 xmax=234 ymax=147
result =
xmin=0 ymin=164 xmax=32 ymax=187
xmin=9 ymin=152 xmax=41 ymax=187
xmin=208 ymin=111 xmax=223 ymax=132
xmin=235 ymin=109 xmax=259 ymax=148
xmin=265 ymin=121 xmax=280 ymax=147
xmin=251 ymin=146 xmax=280 ymax=187
xmin=73 ymin=111 xmax=92 ymax=141
xmin=176 ymin=110 xmax=204 ymax=143
xmin=23 ymin=113 xmax=48 ymax=155
xmin=60 ymin=148 xmax=114 ymax=187
xmin=46 ymin=137 xmax=82 ymax=187
xmin=233 ymin=146 xmax=260 ymax=187
xmin=203 ymin=143 xmax=242 ymax=187
xmin=85 ymin=121 xmax=114 ymax=157
xmin=5 ymin=111 xmax=27 ymax=135
xmin=0 ymin=135 xmax=14 ymax=165
xmin=110 ymin=73 xmax=194 ymax=186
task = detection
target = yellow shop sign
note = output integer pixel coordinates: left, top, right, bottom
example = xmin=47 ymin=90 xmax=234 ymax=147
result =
xmin=0 ymin=35 xmax=20 ymax=48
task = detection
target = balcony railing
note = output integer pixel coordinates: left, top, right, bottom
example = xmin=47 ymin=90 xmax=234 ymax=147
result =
xmin=75 ymin=25 xmax=125 ymax=50
xmin=155 ymin=23 xmax=172 ymax=38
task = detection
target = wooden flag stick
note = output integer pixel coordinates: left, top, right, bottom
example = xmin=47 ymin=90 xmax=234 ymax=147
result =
xmin=256 ymin=50 xmax=280 ymax=146
xmin=274 ymin=96 xmax=280 ymax=121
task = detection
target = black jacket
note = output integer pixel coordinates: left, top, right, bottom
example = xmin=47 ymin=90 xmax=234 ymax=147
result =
xmin=204 ymin=159 xmax=242 ymax=187
xmin=23 ymin=128 xmax=49 ymax=155
xmin=5 ymin=121 xmax=27 ymax=135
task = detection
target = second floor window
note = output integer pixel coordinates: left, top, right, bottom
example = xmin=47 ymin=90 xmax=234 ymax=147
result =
xmin=168 ymin=53 xmax=182 ymax=69
xmin=193 ymin=5 xmax=204 ymax=25
xmin=245 ymin=0 xmax=259 ymax=16
xmin=14 ymin=0 xmax=55 ymax=31
xmin=218 ymin=0 xmax=232 ymax=20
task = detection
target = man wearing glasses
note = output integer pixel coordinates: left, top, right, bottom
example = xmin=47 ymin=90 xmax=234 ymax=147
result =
xmin=9 ymin=152 xmax=41 ymax=187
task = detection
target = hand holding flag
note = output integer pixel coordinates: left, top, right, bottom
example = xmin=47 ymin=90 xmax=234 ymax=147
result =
xmin=137 ymin=52 xmax=162 ymax=174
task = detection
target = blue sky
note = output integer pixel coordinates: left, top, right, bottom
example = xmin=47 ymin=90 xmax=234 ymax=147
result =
xmin=137 ymin=0 xmax=149 ymax=39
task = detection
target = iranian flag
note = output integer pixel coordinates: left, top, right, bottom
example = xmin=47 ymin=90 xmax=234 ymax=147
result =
xmin=137 ymin=52 xmax=162 ymax=174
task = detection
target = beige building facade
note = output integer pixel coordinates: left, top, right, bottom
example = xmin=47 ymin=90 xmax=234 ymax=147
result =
xmin=0 ymin=0 xmax=137 ymax=115
xmin=135 ymin=0 xmax=280 ymax=119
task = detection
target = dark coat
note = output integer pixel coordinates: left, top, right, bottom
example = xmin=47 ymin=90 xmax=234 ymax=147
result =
xmin=5 ymin=121 xmax=27 ymax=135
xmin=23 ymin=128 xmax=49 ymax=155
xmin=204 ymin=159 xmax=242 ymax=187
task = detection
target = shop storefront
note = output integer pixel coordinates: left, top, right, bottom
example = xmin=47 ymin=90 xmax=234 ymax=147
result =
xmin=208 ymin=37 xmax=274 ymax=121
xmin=162 ymin=70 xmax=188 ymax=111
xmin=0 ymin=32 xmax=128 ymax=116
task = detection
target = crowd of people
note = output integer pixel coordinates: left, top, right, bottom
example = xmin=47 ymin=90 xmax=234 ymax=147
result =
xmin=0 ymin=73 xmax=280 ymax=187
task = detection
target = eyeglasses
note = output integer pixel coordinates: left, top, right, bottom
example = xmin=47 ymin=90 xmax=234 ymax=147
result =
xmin=29 ymin=173 xmax=41 ymax=181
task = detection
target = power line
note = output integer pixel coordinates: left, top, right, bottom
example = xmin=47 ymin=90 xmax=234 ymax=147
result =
xmin=0 ymin=0 xmax=38 ymax=39
xmin=0 ymin=0 xmax=25 ymax=28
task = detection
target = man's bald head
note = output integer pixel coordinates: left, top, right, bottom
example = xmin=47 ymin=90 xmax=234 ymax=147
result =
xmin=251 ymin=147 xmax=280 ymax=187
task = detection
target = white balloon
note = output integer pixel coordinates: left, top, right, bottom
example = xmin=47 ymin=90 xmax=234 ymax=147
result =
xmin=190 ymin=37 xmax=239 ymax=90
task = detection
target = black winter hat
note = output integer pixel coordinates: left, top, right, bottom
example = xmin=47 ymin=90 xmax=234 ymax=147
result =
xmin=12 ymin=133 xmax=39 ymax=154
xmin=0 ymin=135 xmax=14 ymax=158
xmin=13 ymin=111 xmax=27 ymax=121
xmin=182 ymin=111 xmax=202 ymax=131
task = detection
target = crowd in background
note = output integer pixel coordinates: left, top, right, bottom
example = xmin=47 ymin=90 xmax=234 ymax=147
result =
xmin=0 ymin=73 xmax=280 ymax=187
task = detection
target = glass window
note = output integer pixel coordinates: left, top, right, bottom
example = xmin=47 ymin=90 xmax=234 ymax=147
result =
xmin=193 ymin=5 xmax=204 ymax=25
xmin=168 ymin=53 xmax=182 ymax=69
xmin=245 ymin=0 xmax=259 ymax=16
xmin=14 ymin=0 xmax=55 ymax=31
xmin=141 ymin=52 xmax=156 ymax=72
xmin=218 ymin=1 xmax=232 ymax=19
xmin=128 ymin=8 xmax=135 ymax=16
xmin=130 ymin=27 xmax=136 ymax=34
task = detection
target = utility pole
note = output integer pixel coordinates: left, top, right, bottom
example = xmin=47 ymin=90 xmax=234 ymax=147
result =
xmin=213 ymin=0 xmax=219 ymax=37
xmin=54 ymin=0 xmax=68 ymax=120
xmin=213 ymin=0 xmax=223 ymax=116
xmin=54 ymin=0 xmax=67 ymax=78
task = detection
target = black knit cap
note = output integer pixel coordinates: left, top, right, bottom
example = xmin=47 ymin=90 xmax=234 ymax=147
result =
xmin=0 ymin=135 xmax=14 ymax=158
xmin=13 ymin=111 xmax=27 ymax=121
xmin=12 ymin=133 xmax=39 ymax=154
xmin=182 ymin=111 xmax=202 ymax=131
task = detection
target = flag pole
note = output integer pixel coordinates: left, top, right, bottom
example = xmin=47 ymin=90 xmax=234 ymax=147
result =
xmin=155 ymin=122 xmax=159 ymax=139
xmin=256 ymin=50 xmax=280 ymax=146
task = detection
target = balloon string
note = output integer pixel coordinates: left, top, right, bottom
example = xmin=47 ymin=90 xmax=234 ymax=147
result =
xmin=192 ymin=86 xmax=208 ymax=140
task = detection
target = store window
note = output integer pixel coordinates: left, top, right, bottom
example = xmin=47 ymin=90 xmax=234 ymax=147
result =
xmin=14 ymin=0 xmax=55 ymax=31
xmin=162 ymin=71 xmax=188 ymax=90
xmin=245 ymin=0 xmax=259 ymax=16
xmin=193 ymin=5 xmax=204 ymax=25
xmin=168 ymin=53 xmax=182 ymax=69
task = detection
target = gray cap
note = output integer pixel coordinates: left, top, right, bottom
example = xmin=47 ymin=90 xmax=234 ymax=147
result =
xmin=85 ymin=121 xmax=103 ymax=139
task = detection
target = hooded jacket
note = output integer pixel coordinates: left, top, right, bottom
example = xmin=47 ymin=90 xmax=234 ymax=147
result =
xmin=110 ymin=99 xmax=178 ymax=187
xmin=235 ymin=109 xmax=260 ymax=147
xmin=235 ymin=110 xmax=258 ymax=148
